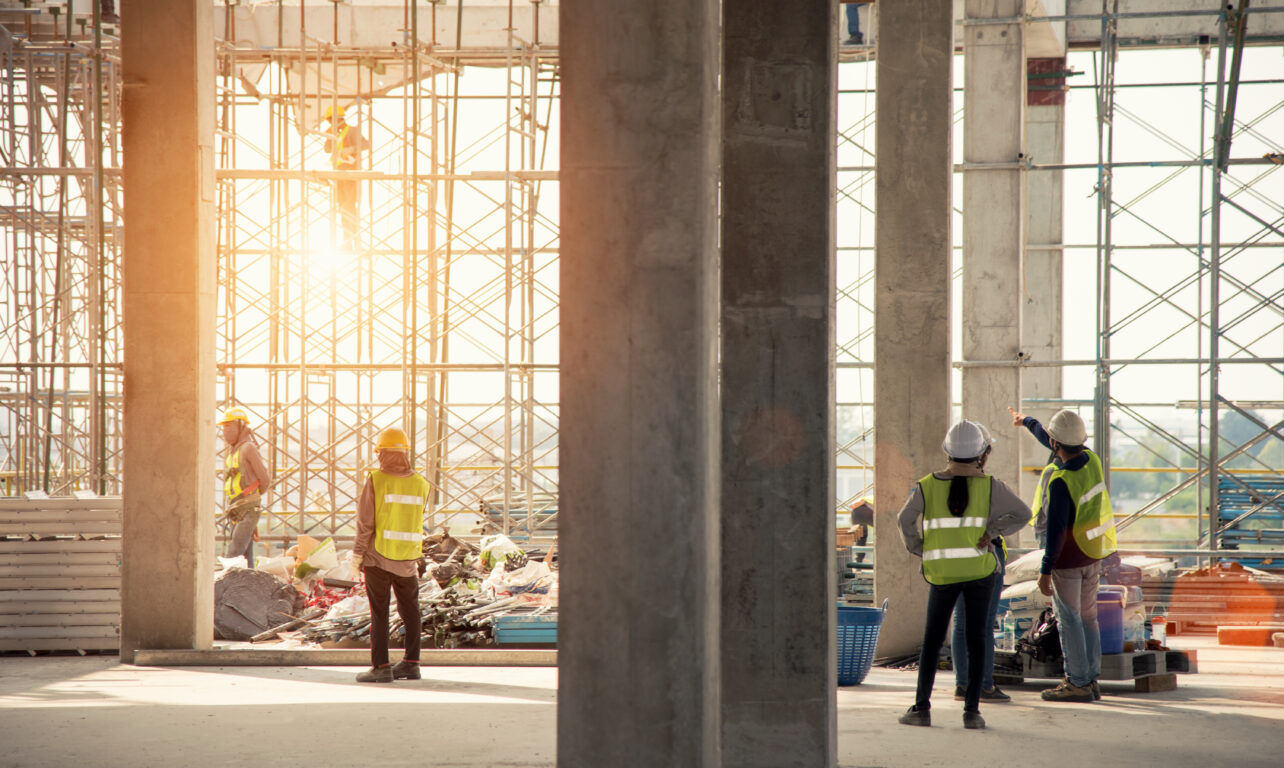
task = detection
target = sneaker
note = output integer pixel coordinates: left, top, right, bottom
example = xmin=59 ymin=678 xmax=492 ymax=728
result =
xmin=962 ymin=710 xmax=986 ymax=730
xmin=980 ymin=686 xmax=1011 ymax=702
xmin=953 ymin=686 xmax=966 ymax=701
xmin=898 ymin=705 xmax=931 ymax=727
xmin=355 ymin=665 xmax=394 ymax=683
xmin=1041 ymin=680 xmax=1093 ymax=702
xmin=843 ymin=35 xmax=864 ymax=46
xmin=1091 ymin=680 xmax=1101 ymax=700
xmin=391 ymin=660 xmax=421 ymax=680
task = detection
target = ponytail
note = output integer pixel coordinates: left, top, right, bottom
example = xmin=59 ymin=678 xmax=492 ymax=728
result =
xmin=947 ymin=475 xmax=970 ymax=517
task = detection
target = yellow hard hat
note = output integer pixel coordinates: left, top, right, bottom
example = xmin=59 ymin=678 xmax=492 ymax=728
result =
xmin=375 ymin=427 xmax=410 ymax=453
xmin=217 ymin=407 xmax=249 ymax=426
xmin=323 ymin=104 xmax=345 ymax=121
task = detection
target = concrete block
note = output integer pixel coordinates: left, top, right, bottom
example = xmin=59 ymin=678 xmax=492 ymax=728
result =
xmin=1134 ymin=672 xmax=1178 ymax=693
xmin=1217 ymin=625 xmax=1284 ymax=646
xmin=1165 ymin=649 xmax=1198 ymax=674
xmin=1100 ymin=650 xmax=1162 ymax=680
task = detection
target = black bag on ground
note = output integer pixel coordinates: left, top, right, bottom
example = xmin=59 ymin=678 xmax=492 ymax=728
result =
xmin=1017 ymin=607 xmax=1062 ymax=664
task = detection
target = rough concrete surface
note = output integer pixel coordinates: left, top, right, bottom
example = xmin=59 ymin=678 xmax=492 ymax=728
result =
xmin=1 ymin=637 xmax=1281 ymax=768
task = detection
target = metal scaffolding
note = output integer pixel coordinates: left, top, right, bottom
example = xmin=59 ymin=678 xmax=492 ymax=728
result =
xmin=2 ymin=1 xmax=1280 ymax=562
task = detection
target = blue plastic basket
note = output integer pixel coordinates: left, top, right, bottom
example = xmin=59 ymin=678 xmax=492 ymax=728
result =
xmin=837 ymin=599 xmax=887 ymax=686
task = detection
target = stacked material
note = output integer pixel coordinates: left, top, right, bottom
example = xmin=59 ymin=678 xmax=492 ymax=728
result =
xmin=1146 ymin=561 xmax=1284 ymax=634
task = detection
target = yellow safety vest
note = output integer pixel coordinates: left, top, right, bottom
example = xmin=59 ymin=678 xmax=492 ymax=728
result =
xmin=224 ymin=445 xmax=259 ymax=503
xmin=1035 ymin=450 xmax=1117 ymax=560
xmin=918 ymin=475 xmax=997 ymax=586
xmin=370 ymin=470 xmax=430 ymax=561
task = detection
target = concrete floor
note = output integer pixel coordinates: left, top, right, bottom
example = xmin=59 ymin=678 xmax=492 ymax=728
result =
xmin=1 ymin=637 xmax=1281 ymax=768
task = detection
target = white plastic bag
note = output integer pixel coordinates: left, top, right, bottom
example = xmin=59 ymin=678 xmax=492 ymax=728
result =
xmin=256 ymin=554 xmax=295 ymax=583
xmin=217 ymin=555 xmax=248 ymax=570
xmin=325 ymin=595 xmax=370 ymax=620
xmin=321 ymin=550 xmax=361 ymax=583
xmin=295 ymin=537 xmax=339 ymax=578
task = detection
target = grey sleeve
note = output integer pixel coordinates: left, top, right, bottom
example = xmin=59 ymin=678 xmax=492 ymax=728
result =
xmin=896 ymin=484 xmax=926 ymax=557
xmin=986 ymin=476 xmax=1033 ymax=537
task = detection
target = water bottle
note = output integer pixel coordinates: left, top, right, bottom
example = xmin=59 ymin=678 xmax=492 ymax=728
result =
xmin=1001 ymin=610 xmax=1017 ymax=651
xmin=1152 ymin=615 xmax=1167 ymax=646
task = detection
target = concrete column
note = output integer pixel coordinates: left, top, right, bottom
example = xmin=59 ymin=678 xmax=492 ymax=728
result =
xmin=1021 ymin=58 xmax=1067 ymax=508
xmin=874 ymin=0 xmax=955 ymax=656
xmin=558 ymin=3 xmax=721 ymax=767
xmin=119 ymin=0 xmax=217 ymax=662
xmin=721 ymin=3 xmax=836 ymax=766
xmin=962 ymin=0 xmax=1026 ymax=495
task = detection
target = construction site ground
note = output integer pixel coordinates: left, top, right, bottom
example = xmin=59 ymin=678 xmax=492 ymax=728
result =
xmin=1 ymin=635 xmax=1280 ymax=768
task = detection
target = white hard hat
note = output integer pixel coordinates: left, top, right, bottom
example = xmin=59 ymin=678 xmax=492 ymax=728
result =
xmin=1047 ymin=410 xmax=1087 ymax=447
xmin=942 ymin=420 xmax=989 ymax=460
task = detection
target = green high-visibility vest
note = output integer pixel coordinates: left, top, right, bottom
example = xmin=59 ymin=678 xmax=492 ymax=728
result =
xmin=1036 ymin=450 xmax=1117 ymax=560
xmin=918 ymin=475 xmax=998 ymax=586
xmin=370 ymin=470 xmax=430 ymax=561
xmin=224 ymin=445 xmax=258 ymax=503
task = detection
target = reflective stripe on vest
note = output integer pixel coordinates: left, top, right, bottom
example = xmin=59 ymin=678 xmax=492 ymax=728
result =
xmin=370 ymin=470 xmax=430 ymax=561
xmin=918 ymin=474 xmax=997 ymax=586
xmin=1047 ymin=450 xmax=1117 ymax=559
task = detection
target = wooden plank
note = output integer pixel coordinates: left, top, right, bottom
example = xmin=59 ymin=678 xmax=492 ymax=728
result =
xmin=4 ymin=613 xmax=120 ymax=628
xmin=0 ymin=498 xmax=122 ymax=512
xmin=0 ymin=508 xmax=122 ymax=524
xmin=0 ymin=588 xmax=119 ymax=603
xmin=0 ymin=625 xmax=120 ymax=640
xmin=0 ymin=540 xmax=121 ymax=554
xmin=0 ymin=552 xmax=121 ymax=567
xmin=0 ymin=601 xmax=120 ymax=615
xmin=0 ymin=638 xmax=119 ymax=652
xmin=0 ymin=577 xmax=121 ymax=589
xmin=0 ymin=565 xmax=120 ymax=578
xmin=0 ymin=523 xmax=123 ymax=536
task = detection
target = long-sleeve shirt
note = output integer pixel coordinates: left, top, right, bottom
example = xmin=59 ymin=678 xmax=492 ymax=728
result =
xmin=353 ymin=452 xmax=423 ymax=578
xmin=897 ymin=460 xmax=1033 ymax=564
xmin=1022 ymin=416 xmax=1095 ymax=575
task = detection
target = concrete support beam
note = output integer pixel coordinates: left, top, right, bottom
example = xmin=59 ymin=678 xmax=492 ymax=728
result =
xmin=721 ymin=3 xmax=836 ymax=765
xmin=961 ymin=0 xmax=1025 ymax=493
xmin=119 ymin=0 xmax=216 ymax=663
xmin=1022 ymin=59 xmax=1068 ymax=509
xmin=557 ymin=3 xmax=721 ymax=766
xmin=874 ymin=0 xmax=955 ymax=656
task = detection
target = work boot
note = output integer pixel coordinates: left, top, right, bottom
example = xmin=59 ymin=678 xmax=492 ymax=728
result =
xmin=963 ymin=710 xmax=986 ymax=730
xmin=897 ymin=705 xmax=931 ymax=727
xmin=1091 ymin=680 xmax=1101 ymax=700
xmin=1041 ymin=679 xmax=1092 ymax=702
xmin=391 ymin=660 xmax=421 ymax=680
xmin=356 ymin=665 xmax=394 ymax=683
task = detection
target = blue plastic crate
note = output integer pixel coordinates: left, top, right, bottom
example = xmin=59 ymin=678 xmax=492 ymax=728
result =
xmin=837 ymin=599 xmax=887 ymax=686
xmin=494 ymin=614 xmax=558 ymax=645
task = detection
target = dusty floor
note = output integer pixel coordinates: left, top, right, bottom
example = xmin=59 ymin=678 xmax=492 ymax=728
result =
xmin=1 ymin=636 xmax=1281 ymax=768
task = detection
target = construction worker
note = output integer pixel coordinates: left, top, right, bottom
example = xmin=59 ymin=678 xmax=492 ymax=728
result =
xmin=322 ymin=103 xmax=368 ymax=250
xmin=896 ymin=420 xmax=1032 ymax=729
xmin=1010 ymin=406 xmax=1117 ymax=703
xmin=353 ymin=427 xmax=430 ymax=683
xmin=219 ymin=407 xmax=271 ymax=568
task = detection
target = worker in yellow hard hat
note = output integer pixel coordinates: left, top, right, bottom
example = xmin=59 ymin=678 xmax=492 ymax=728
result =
xmin=321 ymin=102 xmax=367 ymax=250
xmin=353 ymin=426 xmax=431 ymax=683
xmin=218 ymin=406 xmax=272 ymax=568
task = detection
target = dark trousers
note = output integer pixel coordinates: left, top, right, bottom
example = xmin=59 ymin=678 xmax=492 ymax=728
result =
xmin=363 ymin=564 xmax=421 ymax=667
xmin=914 ymin=573 xmax=995 ymax=712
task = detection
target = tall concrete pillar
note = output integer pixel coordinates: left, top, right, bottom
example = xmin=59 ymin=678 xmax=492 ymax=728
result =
xmin=874 ymin=0 xmax=955 ymax=656
xmin=558 ymin=3 xmax=721 ymax=766
xmin=962 ymin=0 xmax=1026 ymax=494
xmin=1022 ymin=58 xmax=1067 ymax=509
xmin=721 ymin=3 xmax=836 ymax=765
xmin=119 ymin=0 xmax=216 ymax=662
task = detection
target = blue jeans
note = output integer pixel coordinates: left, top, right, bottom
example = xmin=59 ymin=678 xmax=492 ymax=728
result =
xmin=846 ymin=4 xmax=863 ymax=38
xmin=1051 ymin=562 xmax=1102 ymax=687
xmin=952 ymin=555 xmax=1005 ymax=690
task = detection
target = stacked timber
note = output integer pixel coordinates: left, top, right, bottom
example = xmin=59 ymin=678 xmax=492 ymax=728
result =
xmin=1142 ymin=561 xmax=1284 ymax=634
xmin=0 ymin=496 xmax=121 ymax=652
